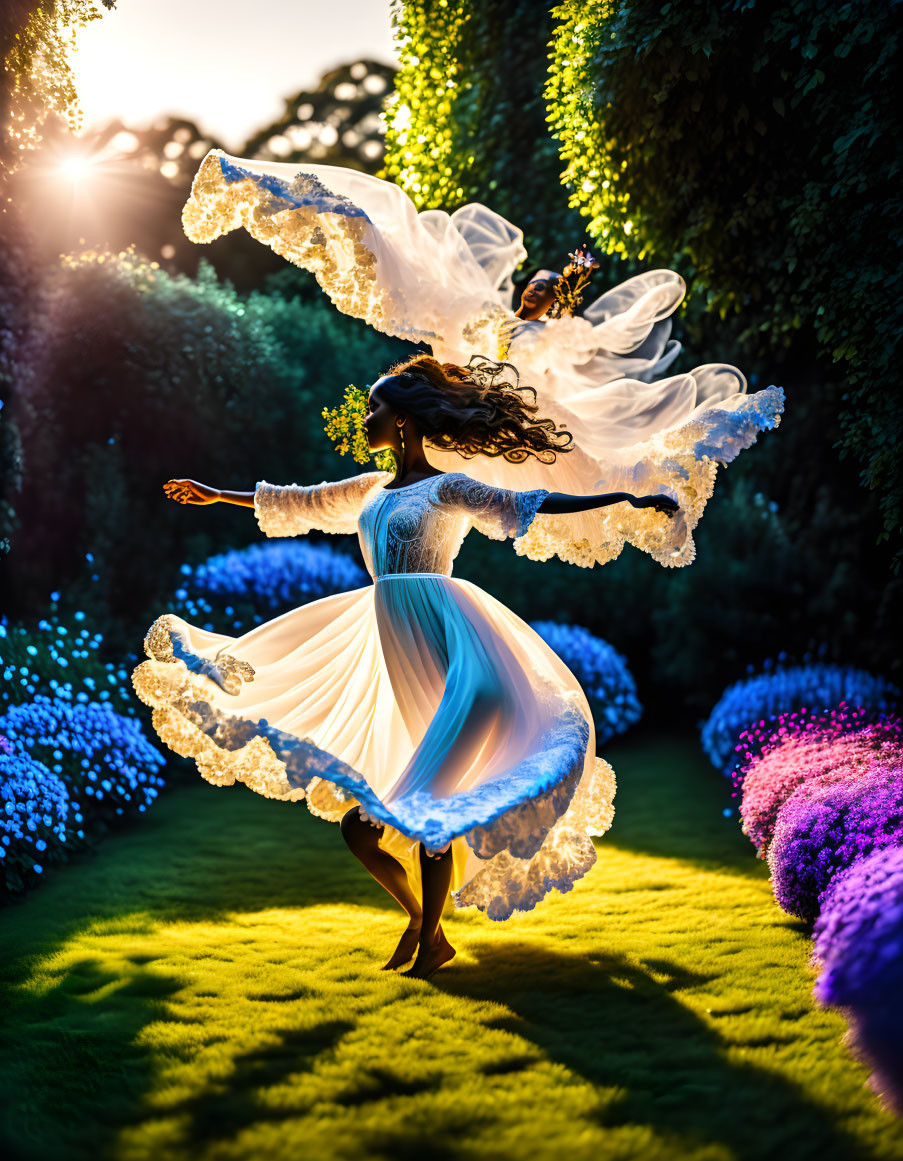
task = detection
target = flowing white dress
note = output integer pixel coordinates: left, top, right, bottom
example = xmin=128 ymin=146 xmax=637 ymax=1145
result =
xmin=132 ymin=471 xmax=617 ymax=921
xmin=181 ymin=149 xmax=785 ymax=568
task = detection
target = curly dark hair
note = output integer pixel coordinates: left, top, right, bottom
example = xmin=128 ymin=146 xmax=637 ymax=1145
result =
xmin=373 ymin=353 xmax=574 ymax=465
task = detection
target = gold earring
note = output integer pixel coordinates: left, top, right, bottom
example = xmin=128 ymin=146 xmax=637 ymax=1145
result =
xmin=395 ymin=418 xmax=405 ymax=463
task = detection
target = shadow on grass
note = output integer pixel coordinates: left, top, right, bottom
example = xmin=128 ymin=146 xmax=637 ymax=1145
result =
xmin=0 ymin=934 xmax=879 ymax=1161
xmin=0 ymin=738 xmax=880 ymax=1161
xmin=0 ymin=784 xmax=403 ymax=1161
xmin=436 ymin=938 xmax=873 ymax=1161
xmin=0 ymin=953 xmax=185 ymax=1161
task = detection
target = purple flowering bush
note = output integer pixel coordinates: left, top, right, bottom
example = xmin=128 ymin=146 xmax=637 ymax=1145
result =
xmin=171 ymin=540 xmax=369 ymax=633
xmin=0 ymin=746 xmax=73 ymax=895
xmin=737 ymin=710 xmax=902 ymax=856
xmin=529 ymin=621 xmax=642 ymax=744
xmin=701 ymin=663 xmax=899 ymax=777
xmin=767 ymin=766 xmax=903 ymax=922
xmin=812 ymin=848 xmax=903 ymax=1114
xmin=704 ymin=669 xmax=903 ymax=1109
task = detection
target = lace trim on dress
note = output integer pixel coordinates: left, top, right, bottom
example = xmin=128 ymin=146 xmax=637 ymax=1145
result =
xmin=134 ymin=617 xmax=599 ymax=856
xmin=453 ymin=826 xmax=598 ymax=921
xmin=513 ymin=384 xmax=785 ymax=569
xmin=182 ymin=153 xmax=441 ymax=344
xmin=452 ymin=753 xmax=617 ymax=921
xmin=143 ymin=615 xmax=255 ymax=695
xmin=254 ymin=472 xmax=391 ymax=538
xmin=428 ymin=473 xmax=551 ymax=542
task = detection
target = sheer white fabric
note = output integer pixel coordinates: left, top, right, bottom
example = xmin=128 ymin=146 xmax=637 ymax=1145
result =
xmin=182 ymin=149 xmax=784 ymax=568
xmin=255 ymin=471 xmax=390 ymax=538
xmin=133 ymin=472 xmax=616 ymax=921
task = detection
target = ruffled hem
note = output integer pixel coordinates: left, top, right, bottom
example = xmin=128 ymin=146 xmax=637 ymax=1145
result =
xmin=512 ymin=384 xmax=785 ymax=569
xmin=182 ymin=152 xmax=440 ymax=345
xmin=453 ymin=826 xmax=598 ymax=920
xmin=452 ymin=737 xmax=618 ymax=919
xmin=132 ymin=614 xmax=615 ymax=917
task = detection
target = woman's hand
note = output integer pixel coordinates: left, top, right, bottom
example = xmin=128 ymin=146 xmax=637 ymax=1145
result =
xmin=630 ymin=493 xmax=680 ymax=516
xmin=163 ymin=479 xmax=221 ymax=505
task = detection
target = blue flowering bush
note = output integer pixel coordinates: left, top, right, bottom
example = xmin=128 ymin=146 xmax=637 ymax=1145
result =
xmin=701 ymin=662 xmax=900 ymax=776
xmin=171 ymin=540 xmax=369 ymax=633
xmin=0 ymin=696 xmax=165 ymax=832
xmin=1 ymin=611 xmax=134 ymax=714
xmin=529 ymin=621 xmax=642 ymax=744
xmin=0 ymin=742 xmax=74 ymax=895
xmin=1 ymin=604 xmax=168 ymax=899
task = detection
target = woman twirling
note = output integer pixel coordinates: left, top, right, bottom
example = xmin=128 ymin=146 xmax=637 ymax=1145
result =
xmin=132 ymin=355 xmax=679 ymax=978
xmin=179 ymin=149 xmax=784 ymax=568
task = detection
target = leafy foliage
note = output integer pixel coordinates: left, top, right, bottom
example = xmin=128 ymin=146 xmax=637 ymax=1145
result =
xmin=382 ymin=0 xmax=593 ymax=264
xmin=242 ymin=59 xmax=395 ymax=174
xmin=4 ymin=248 xmax=407 ymax=647
xmin=650 ymin=471 xmax=903 ymax=711
xmin=547 ymin=0 xmax=903 ymax=560
xmin=3 ymin=0 xmax=117 ymax=171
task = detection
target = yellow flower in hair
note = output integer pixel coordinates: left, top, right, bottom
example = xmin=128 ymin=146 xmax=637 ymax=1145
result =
xmin=322 ymin=385 xmax=395 ymax=471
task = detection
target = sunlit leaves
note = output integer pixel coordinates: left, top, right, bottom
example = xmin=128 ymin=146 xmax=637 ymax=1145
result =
xmin=4 ymin=1 xmax=117 ymax=172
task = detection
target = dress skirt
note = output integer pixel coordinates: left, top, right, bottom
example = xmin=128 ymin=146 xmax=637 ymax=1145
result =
xmin=132 ymin=571 xmax=616 ymax=921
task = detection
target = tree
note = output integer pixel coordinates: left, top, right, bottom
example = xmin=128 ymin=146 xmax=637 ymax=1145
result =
xmin=2 ymin=1 xmax=119 ymax=552
xmin=547 ymin=0 xmax=903 ymax=564
xmin=382 ymin=0 xmax=592 ymax=267
xmin=243 ymin=59 xmax=395 ymax=174
xmin=4 ymin=248 xmax=408 ymax=645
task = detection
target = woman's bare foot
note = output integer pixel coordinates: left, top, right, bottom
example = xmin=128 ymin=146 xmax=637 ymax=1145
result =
xmin=381 ymin=920 xmax=422 ymax=971
xmin=401 ymin=926 xmax=456 ymax=980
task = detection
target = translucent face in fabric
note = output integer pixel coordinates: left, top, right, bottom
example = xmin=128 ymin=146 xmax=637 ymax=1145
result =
xmin=519 ymin=269 xmax=562 ymax=318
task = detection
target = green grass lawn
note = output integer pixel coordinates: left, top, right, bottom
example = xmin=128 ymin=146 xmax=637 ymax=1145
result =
xmin=2 ymin=733 xmax=901 ymax=1161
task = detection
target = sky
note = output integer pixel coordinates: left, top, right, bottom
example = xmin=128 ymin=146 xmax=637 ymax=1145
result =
xmin=70 ymin=0 xmax=399 ymax=151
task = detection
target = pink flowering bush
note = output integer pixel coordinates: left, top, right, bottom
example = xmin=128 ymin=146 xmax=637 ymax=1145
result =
xmin=726 ymin=699 xmax=903 ymax=1108
xmin=812 ymin=848 xmax=903 ymax=1114
xmin=736 ymin=709 xmax=902 ymax=857
xmin=767 ymin=766 xmax=903 ymax=922
xmin=701 ymin=666 xmax=899 ymax=776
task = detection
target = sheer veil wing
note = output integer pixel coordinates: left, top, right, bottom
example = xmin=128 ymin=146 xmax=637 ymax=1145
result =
xmin=422 ymin=362 xmax=784 ymax=570
xmin=445 ymin=204 xmax=527 ymax=303
xmin=424 ymin=268 xmax=782 ymax=571
xmin=182 ymin=149 xmax=522 ymax=355
xmin=182 ymin=150 xmax=784 ymax=571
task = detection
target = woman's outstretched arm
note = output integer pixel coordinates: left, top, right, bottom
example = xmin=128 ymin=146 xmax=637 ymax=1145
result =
xmin=537 ymin=491 xmax=679 ymax=516
xmin=163 ymin=479 xmax=254 ymax=508
xmin=164 ymin=470 xmax=391 ymax=536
